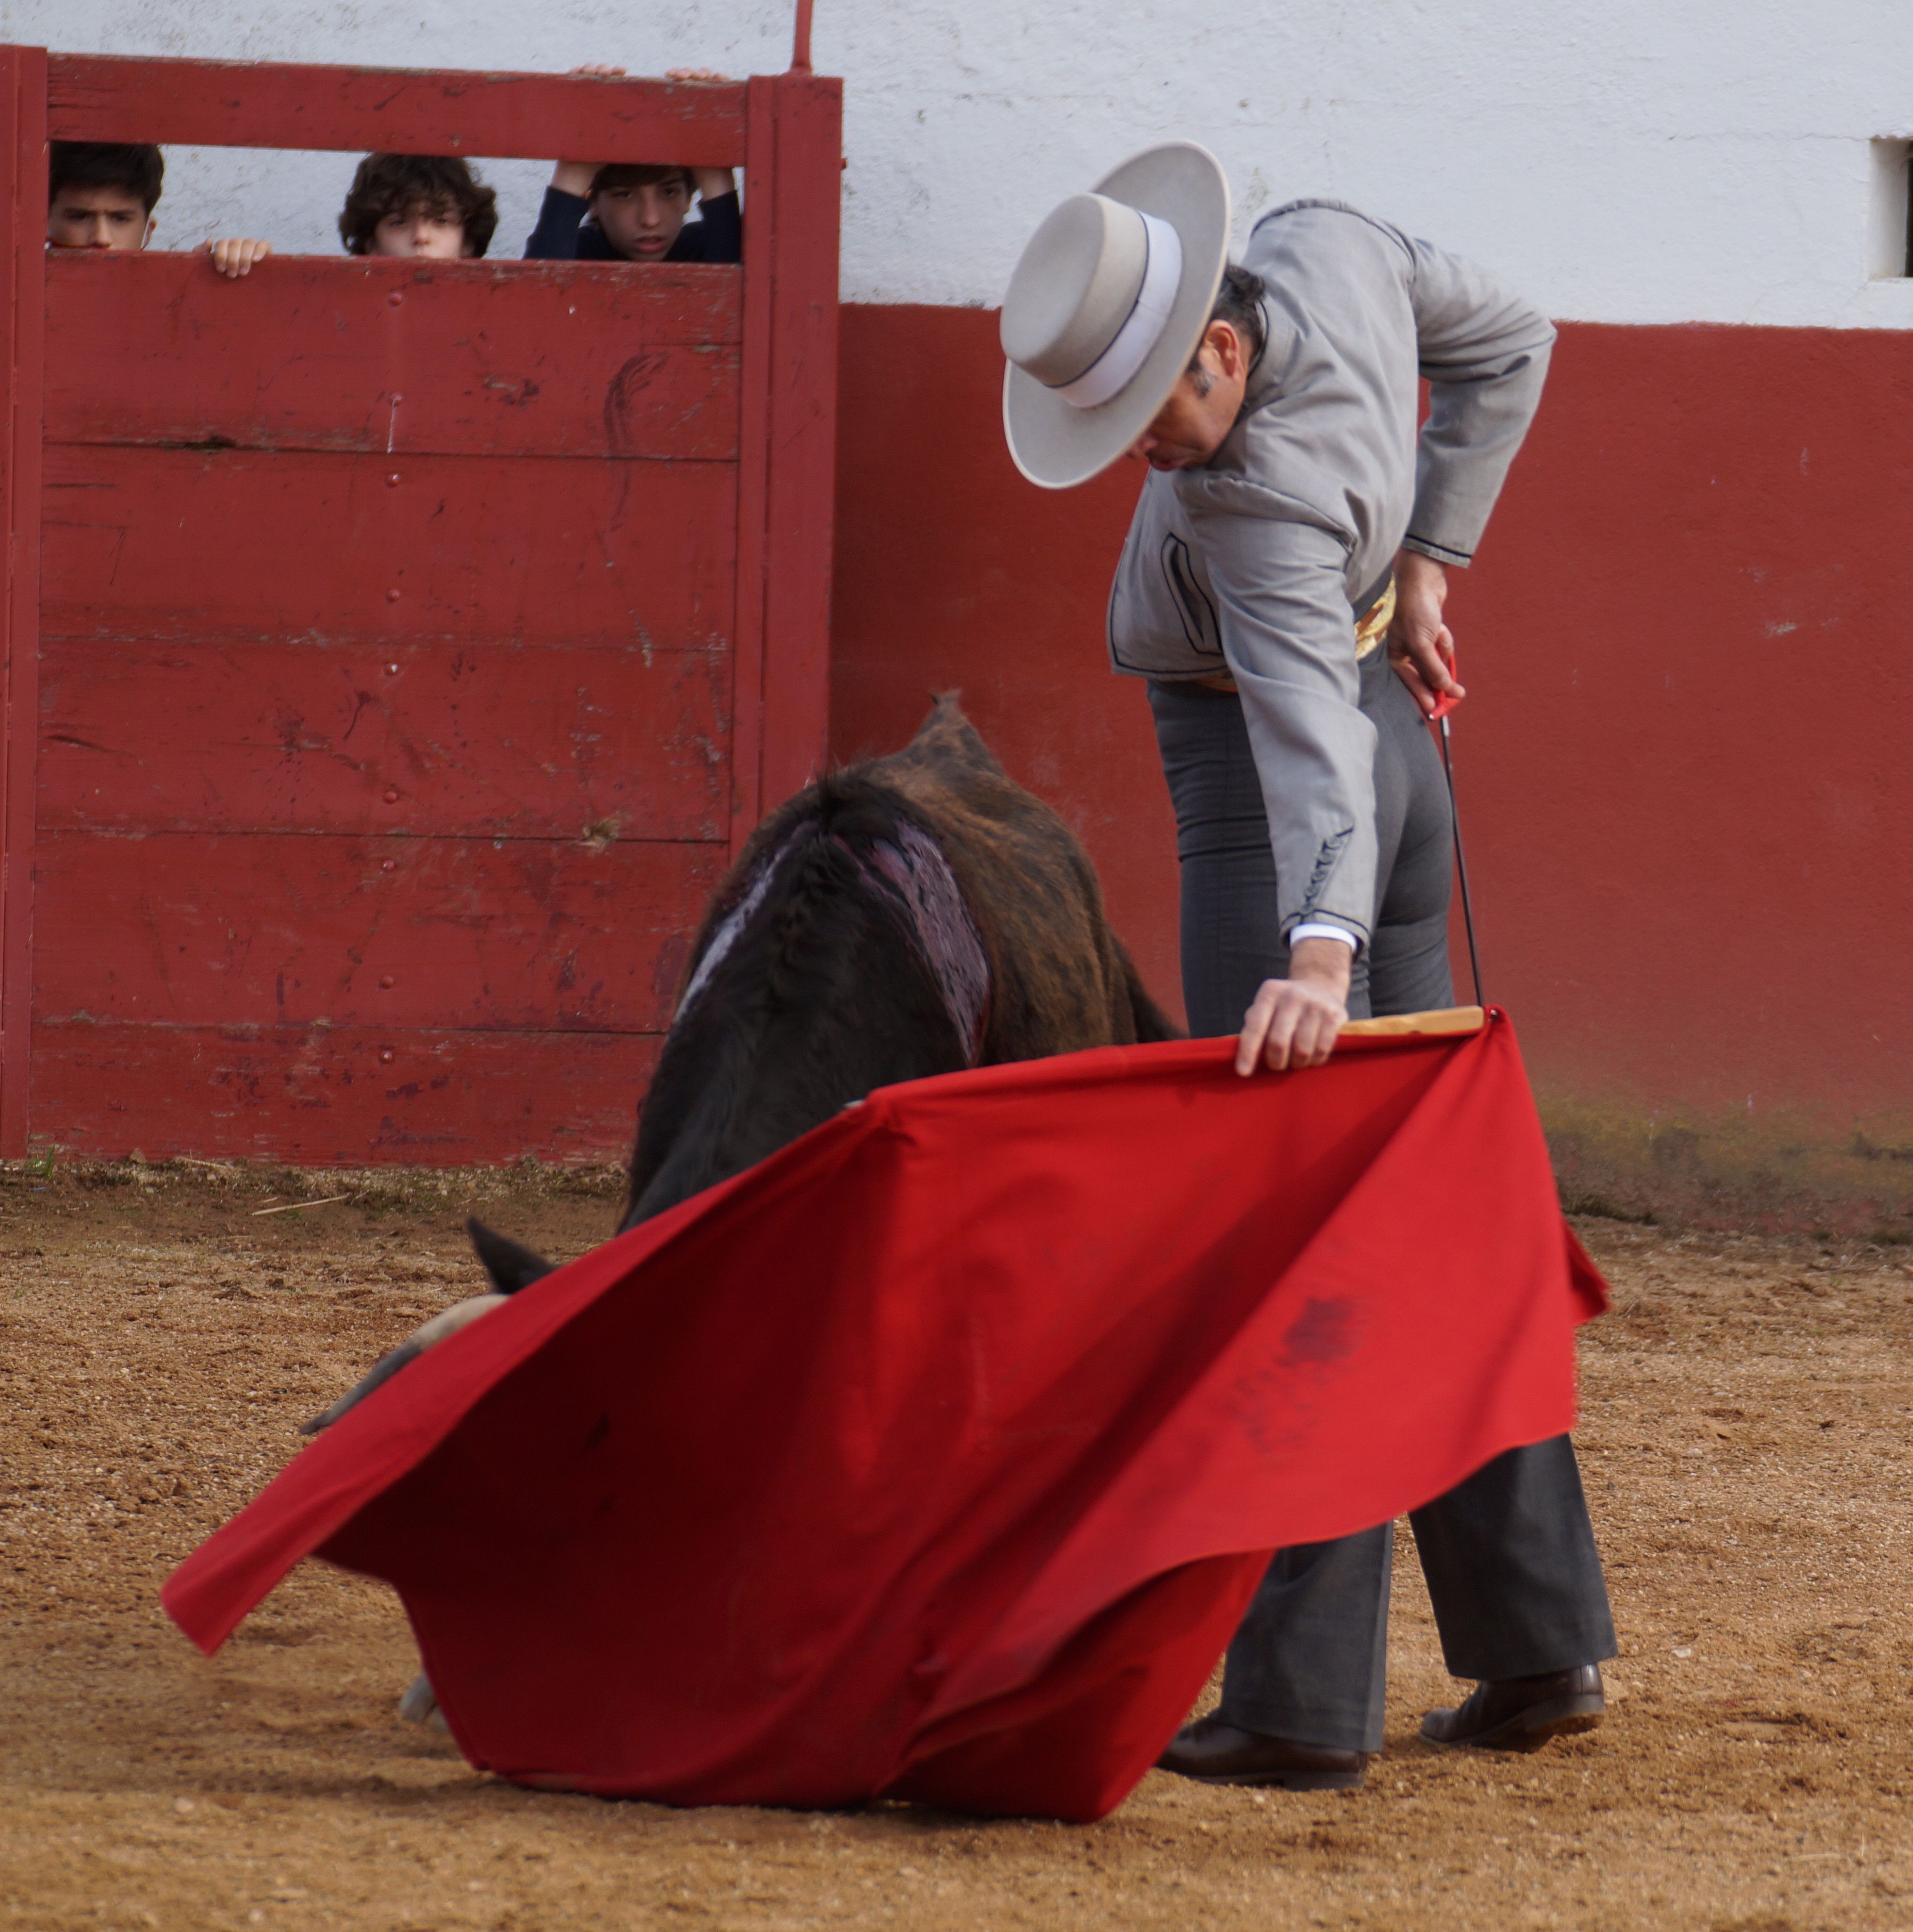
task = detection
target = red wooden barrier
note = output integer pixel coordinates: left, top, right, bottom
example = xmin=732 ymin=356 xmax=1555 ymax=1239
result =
xmin=2 ymin=50 xmax=841 ymax=1163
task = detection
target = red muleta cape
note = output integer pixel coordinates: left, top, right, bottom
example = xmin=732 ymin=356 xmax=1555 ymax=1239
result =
xmin=163 ymin=1013 xmax=1605 ymax=1822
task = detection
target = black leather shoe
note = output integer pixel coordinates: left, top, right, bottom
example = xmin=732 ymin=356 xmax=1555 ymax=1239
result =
xmin=1419 ymin=1664 xmax=1606 ymax=1751
xmin=1157 ymin=1714 xmax=1370 ymax=1789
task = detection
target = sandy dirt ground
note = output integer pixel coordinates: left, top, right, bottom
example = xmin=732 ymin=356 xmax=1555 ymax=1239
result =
xmin=2 ymin=1159 xmax=1910 ymax=1932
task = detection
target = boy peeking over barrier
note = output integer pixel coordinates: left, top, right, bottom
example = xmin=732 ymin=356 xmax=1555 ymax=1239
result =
xmin=48 ymin=142 xmax=163 ymax=251
xmin=523 ymin=64 xmax=741 ymax=264
xmin=207 ymin=152 xmax=500 ymax=278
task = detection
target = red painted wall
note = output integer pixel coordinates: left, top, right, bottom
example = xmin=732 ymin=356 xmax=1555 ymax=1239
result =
xmin=830 ymin=310 xmax=1913 ymax=1226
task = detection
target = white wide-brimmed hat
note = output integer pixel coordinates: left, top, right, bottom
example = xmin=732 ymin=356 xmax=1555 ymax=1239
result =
xmin=1001 ymin=142 xmax=1231 ymax=490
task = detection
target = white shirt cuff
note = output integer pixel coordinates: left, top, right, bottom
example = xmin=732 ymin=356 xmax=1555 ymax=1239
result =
xmin=1289 ymin=923 xmax=1360 ymax=953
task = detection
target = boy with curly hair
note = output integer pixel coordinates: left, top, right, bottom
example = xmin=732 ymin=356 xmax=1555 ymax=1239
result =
xmin=208 ymin=152 xmax=499 ymax=278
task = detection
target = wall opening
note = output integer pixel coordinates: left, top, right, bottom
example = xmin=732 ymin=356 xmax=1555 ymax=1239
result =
xmin=1868 ymin=138 xmax=1913 ymax=278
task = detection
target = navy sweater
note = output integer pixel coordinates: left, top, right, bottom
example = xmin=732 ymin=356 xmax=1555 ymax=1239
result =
xmin=524 ymin=187 xmax=742 ymax=263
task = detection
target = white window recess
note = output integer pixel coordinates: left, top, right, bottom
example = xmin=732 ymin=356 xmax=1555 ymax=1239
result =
xmin=1867 ymin=137 xmax=1913 ymax=279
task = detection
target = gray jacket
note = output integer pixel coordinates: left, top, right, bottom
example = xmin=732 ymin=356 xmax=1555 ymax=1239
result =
xmin=1109 ymin=199 xmax=1554 ymax=947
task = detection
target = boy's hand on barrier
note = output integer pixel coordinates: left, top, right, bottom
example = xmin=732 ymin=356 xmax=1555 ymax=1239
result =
xmin=1236 ymin=939 xmax=1352 ymax=1076
xmin=552 ymin=66 xmax=630 ymax=196
xmin=665 ymin=69 xmax=738 ymax=202
xmin=205 ymin=237 xmax=272 ymax=279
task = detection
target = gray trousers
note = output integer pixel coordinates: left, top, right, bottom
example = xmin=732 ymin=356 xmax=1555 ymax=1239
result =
xmin=1148 ymin=653 xmax=1615 ymax=1754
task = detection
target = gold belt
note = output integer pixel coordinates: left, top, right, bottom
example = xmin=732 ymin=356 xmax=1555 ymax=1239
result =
xmin=1194 ymin=578 xmax=1396 ymax=694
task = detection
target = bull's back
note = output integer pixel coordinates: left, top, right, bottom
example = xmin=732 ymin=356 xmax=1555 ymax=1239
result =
xmin=868 ymin=696 xmax=1166 ymax=1059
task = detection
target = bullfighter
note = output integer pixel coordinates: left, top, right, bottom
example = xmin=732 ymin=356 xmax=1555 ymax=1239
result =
xmin=999 ymin=145 xmax=1616 ymax=1788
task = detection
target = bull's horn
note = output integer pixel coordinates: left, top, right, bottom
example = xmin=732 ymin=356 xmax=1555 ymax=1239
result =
xmin=467 ymin=1218 xmax=559 ymax=1295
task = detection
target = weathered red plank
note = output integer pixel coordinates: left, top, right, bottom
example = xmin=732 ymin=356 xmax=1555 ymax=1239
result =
xmin=41 ymin=446 xmax=737 ymax=651
xmin=39 ymin=640 xmax=727 ymax=841
xmin=0 ymin=46 xmax=46 ymax=1156
xmin=47 ymin=54 xmax=746 ymax=168
xmin=35 ymin=832 xmax=713 ymax=1032
xmin=46 ymin=252 xmax=741 ymax=462
xmin=31 ymin=1021 xmax=661 ymax=1164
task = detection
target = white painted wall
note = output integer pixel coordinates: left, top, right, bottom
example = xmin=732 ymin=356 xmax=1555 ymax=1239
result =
xmin=20 ymin=0 xmax=1913 ymax=328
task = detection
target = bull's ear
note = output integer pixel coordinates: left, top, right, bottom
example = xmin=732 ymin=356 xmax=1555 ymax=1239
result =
xmin=466 ymin=1217 xmax=559 ymax=1295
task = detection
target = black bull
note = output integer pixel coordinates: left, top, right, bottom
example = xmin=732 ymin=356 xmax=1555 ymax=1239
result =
xmin=306 ymin=694 xmax=1177 ymax=1435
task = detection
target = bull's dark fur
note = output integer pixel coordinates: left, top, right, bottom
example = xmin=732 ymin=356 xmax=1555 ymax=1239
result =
xmin=617 ymin=693 xmax=1175 ymax=1229
xmin=619 ymin=782 xmax=967 ymax=1226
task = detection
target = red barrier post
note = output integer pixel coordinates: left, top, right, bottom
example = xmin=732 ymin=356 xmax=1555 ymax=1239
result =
xmin=0 ymin=44 xmax=45 ymax=1156
xmin=734 ymin=70 xmax=841 ymax=848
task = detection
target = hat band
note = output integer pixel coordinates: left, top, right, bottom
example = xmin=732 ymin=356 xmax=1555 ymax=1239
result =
xmin=1049 ymin=212 xmax=1185 ymax=412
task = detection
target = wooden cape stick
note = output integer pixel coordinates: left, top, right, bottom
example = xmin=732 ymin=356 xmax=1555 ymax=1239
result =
xmin=1340 ymin=1005 xmax=1486 ymax=1038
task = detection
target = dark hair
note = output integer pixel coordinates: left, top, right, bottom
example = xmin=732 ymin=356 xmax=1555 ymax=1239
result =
xmin=588 ymin=162 xmax=695 ymax=198
xmin=1187 ymin=263 xmax=1268 ymax=393
xmin=338 ymin=153 xmax=498 ymax=257
xmin=49 ymin=142 xmax=164 ymax=215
